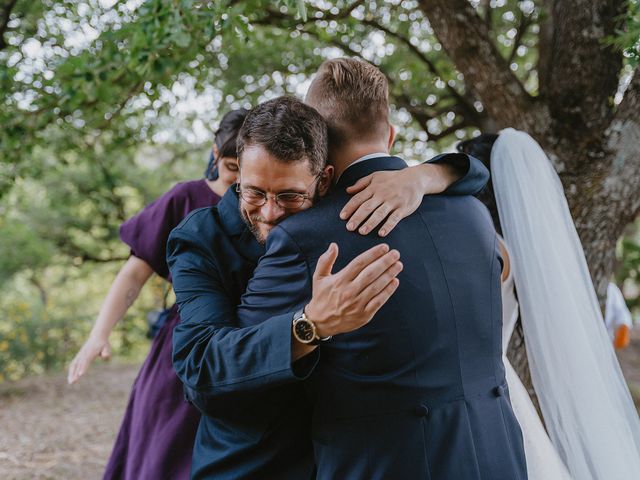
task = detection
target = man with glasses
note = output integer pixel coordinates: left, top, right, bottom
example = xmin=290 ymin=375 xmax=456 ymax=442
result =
xmin=231 ymin=59 xmax=527 ymax=479
xmin=167 ymin=95 xmax=488 ymax=478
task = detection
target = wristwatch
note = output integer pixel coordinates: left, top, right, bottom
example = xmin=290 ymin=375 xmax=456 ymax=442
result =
xmin=292 ymin=309 xmax=332 ymax=345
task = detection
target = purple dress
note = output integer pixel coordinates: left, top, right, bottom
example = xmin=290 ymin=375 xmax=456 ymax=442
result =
xmin=104 ymin=179 xmax=221 ymax=480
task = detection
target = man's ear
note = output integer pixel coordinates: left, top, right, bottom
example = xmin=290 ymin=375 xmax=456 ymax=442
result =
xmin=318 ymin=165 xmax=334 ymax=196
xmin=212 ymin=144 xmax=219 ymax=157
xmin=387 ymin=124 xmax=396 ymax=150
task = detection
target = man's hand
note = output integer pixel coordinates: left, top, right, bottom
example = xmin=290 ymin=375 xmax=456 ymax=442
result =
xmin=339 ymin=163 xmax=458 ymax=237
xmin=304 ymin=243 xmax=402 ymax=338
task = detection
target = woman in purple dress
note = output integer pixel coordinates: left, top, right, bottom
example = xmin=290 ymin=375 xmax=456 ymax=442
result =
xmin=67 ymin=109 xmax=248 ymax=480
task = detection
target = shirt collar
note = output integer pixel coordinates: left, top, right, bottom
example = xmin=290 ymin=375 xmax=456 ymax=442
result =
xmin=336 ymin=156 xmax=408 ymax=189
xmin=335 ymin=152 xmax=390 ymax=183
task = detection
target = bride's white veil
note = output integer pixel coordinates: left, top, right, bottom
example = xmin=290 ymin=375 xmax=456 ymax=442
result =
xmin=491 ymin=128 xmax=640 ymax=479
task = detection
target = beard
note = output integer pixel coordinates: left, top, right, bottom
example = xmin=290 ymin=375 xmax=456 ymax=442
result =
xmin=238 ymin=184 xmax=322 ymax=244
xmin=238 ymin=206 xmax=276 ymax=245
xmin=247 ymin=216 xmax=274 ymax=245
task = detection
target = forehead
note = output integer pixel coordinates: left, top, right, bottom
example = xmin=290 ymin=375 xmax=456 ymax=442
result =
xmin=239 ymin=145 xmax=315 ymax=192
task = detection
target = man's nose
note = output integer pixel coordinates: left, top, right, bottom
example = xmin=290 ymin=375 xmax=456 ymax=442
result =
xmin=260 ymin=197 xmax=285 ymax=222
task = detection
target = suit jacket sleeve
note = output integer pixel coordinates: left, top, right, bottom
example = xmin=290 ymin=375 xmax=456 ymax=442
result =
xmin=427 ymin=152 xmax=489 ymax=195
xmin=167 ymin=223 xmax=319 ymax=403
xmin=236 ymin=225 xmax=314 ymax=330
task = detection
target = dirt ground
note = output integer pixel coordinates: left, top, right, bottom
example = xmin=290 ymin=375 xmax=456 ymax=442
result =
xmin=0 ymin=361 xmax=138 ymax=479
xmin=2 ymin=329 xmax=640 ymax=479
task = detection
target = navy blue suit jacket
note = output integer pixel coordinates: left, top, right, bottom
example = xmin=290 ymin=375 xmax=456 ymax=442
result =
xmin=236 ymin=156 xmax=527 ymax=479
xmin=168 ymin=154 xmax=493 ymax=479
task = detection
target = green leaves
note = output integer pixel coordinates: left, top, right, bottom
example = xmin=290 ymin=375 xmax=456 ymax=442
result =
xmin=0 ymin=221 xmax=54 ymax=283
xmin=1 ymin=0 xmax=639 ymax=381
xmin=616 ymin=0 xmax=640 ymax=66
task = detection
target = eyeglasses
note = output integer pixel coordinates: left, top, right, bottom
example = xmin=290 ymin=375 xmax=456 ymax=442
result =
xmin=236 ymin=175 xmax=321 ymax=210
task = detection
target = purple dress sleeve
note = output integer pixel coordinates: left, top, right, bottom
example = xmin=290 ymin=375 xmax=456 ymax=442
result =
xmin=119 ymin=180 xmax=221 ymax=280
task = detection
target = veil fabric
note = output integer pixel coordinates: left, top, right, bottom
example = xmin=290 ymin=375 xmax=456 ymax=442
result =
xmin=491 ymin=128 xmax=640 ymax=480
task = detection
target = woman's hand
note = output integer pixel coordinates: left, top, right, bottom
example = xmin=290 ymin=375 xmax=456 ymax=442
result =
xmin=340 ymin=163 xmax=456 ymax=237
xmin=67 ymin=335 xmax=112 ymax=384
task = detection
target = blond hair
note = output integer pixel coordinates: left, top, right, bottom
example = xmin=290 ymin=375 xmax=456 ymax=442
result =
xmin=305 ymin=57 xmax=389 ymax=147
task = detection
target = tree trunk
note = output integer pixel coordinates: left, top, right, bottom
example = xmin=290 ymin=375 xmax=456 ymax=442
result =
xmin=417 ymin=0 xmax=640 ymax=405
xmin=417 ymin=0 xmax=640 ymax=299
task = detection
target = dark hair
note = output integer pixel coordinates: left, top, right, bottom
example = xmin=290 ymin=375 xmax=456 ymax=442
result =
xmin=305 ymin=57 xmax=389 ymax=148
xmin=237 ymin=96 xmax=328 ymax=175
xmin=205 ymin=108 xmax=249 ymax=180
xmin=456 ymin=133 xmax=502 ymax=234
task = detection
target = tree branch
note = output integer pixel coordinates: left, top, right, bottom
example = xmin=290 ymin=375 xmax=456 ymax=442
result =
xmin=481 ymin=0 xmax=492 ymax=32
xmin=261 ymin=0 xmax=365 ymax=26
xmin=507 ymin=10 xmax=532 ymax=65
xmin=321 ymin=0 xmax=366 ymax=20
xmin=417 ymin=0 xmax=542 ymax=135
xmin=51 ymin=234 xmax=129 ymax=264
xmin=426 ymin=120 xmax=470 ymax=142
xmin=395 ymin=92 xmax=460 ymax=118
xmin=0 ymin=0 xmax=18 ymax=51
xmin=29 ymin=273 xmax=48 ymax=306
xmin=360 ymin=18 xmax=474 ymax=112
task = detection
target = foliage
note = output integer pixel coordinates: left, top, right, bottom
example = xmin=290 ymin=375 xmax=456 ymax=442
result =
xmin=0 ymin=0 xmax=639 ymax=381
xmin=0 ymin=0 xmax=551 ymax=282
xmin=610 ymin=0 xmax=640 ymax=66
xmin=0 ymin=262 xmax=168 ymax=382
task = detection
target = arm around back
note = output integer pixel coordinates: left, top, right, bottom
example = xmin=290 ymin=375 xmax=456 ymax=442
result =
xmin=167 ymin=217 xmax=318 ymax=405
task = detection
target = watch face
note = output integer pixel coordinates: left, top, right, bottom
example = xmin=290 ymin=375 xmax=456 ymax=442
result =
xmin=294 ymin=319 xmax=315 ymax=343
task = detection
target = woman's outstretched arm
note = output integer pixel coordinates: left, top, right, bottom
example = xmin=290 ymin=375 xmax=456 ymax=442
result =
xmin=67 ymin=255 xmax=154 ymax=384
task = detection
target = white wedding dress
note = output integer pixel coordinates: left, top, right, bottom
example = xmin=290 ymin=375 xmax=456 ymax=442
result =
xmin=492 ymin=129 xmax=640 ymax=480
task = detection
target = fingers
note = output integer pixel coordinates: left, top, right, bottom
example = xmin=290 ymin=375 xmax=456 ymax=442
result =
xmin=363 ymin=278 xmax=400 ymax=316
xmin=345 ymin=197 xmax=383 ymax=232
xmin=67 ymin=359 xmax=78 ymax=384
xmin=376 ymin=211 xmax=404 ymax=237
xmin=351 ymin=248 xmax=400 ymax=292
xmin=341 ymin=244 xmax=390 ymax=281
xmin=313 ymin=243 xmax=339 ymax=279
xmin=68 ymin=355 xmax=87 ymax=384
xmin=75 ymin=358 xmax=88 ymax=382
xmin=344 ymin=175 xmax=372 ymax=195
xmin=357 ymin=258 xmax=403 ymax=300
xmin=355 ymin=203 xmax=394 ymax=236
xmin=340 ymin=190 xmax=374 ymax=226
xmin=68 ymin=340 xmax=106 ymax=384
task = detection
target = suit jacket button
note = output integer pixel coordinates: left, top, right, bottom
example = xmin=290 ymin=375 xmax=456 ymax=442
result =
xmin=493 ymin=385 xmax=506 ymax=397
xmin=414 ymin=404 xmax=430 ymax=417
